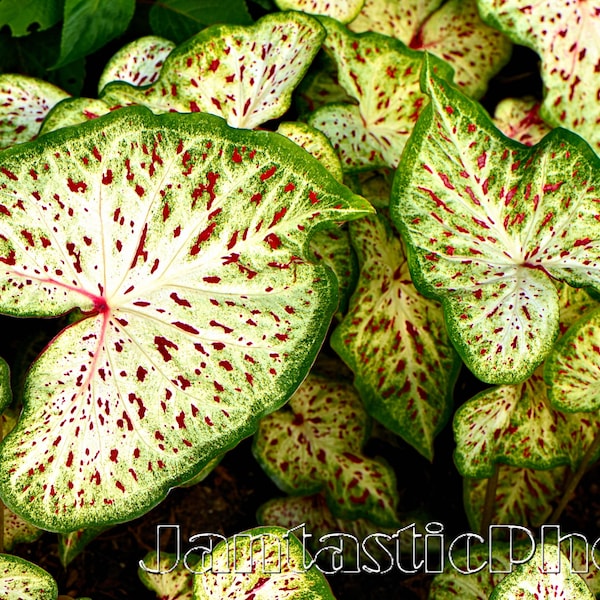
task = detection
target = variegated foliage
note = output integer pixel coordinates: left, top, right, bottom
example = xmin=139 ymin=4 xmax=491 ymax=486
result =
xmin=0 ymin=107 xmax=372 ymax=532
xmin=331 ymin=211 xmax=459 ymax=460
xmin=102 ymin=12 xmax=325 ymax=130
xmin=477 ymin=0 xmax=600 ymax=154
xmin=253 ymin=374 xmax=399 ymax=526
xmin=0 ymin=554 xmax=58 ymax=600
xmin=493 ymin=97 xmax=552 ymax=147
xmin=308 ymin=17 xmax=453 ymax=171
xmin=139 ymin=552 xmax=195 ymax=600
xmin=193 ymin=526 xmax=335 ymax=599
xmin=392 ymin=59 xmax=600 ymax=384
xmin=275 ymin=0 xmax=365 ymax=23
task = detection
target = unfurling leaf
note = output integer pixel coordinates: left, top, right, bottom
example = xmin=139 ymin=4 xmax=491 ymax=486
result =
xmin=392 ymin=58 xmax=600 ymax=384
xmin=0 ymin=107 xmax=373 ymax=532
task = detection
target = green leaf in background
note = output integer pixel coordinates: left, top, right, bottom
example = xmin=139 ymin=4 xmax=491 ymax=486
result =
xmin=0 ymin=0 xmax=62 ymax=36
xmin=253 ymin=374 xmax=399 ymax=526
xmin=0 ymin=107 xmax=372 ymax=532
xmin=54 ymin=0 xmax=136 ymax=69
xmin=274 ymin=0 xmax=365 ymax=23
xmin=331 ymin=212 xmax=459 ymax=460
xmin=0 ymin=554 xmax=58 ymax=600
xmin=392 ymin=57 xmax=600 ymax=384
xmin=149 ymin=0 xmax=253 ymax=44
xmin=58 ymin=527 xmax=107 ymax=567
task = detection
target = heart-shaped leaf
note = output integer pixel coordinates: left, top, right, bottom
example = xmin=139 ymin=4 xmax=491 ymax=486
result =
xmin=308 ymin=18 xmax=453 ymax=171
xmin=493 ymin=97 xmax=552 ymax=147
xmin=274 ymin=0 xmax=365 ymax=23
xmin=0 ymin=554 xmax=58 ymax=600
xmin=453 ymin=367 xmax=600 ymax=478
xmin=349 ymin=0 xmax=443 ymax=45
xmin=0 ymin=75 xmax=70 ymax=149
xmin=98 ymin=36 xmax=176 ymax=94
xmin=0 ymin=107 xmax=373 ymax=532
xmin=331 ymin=211 xmax=459 ymax=460
xmin=139 ymin=551 xmax=195 ymax=600
xmin=102 ymin=12 xmax=325 ymax=130
xmin=193 ymin=526 xmax=336 ymax=599
xmin=477 ymin=0 xmax=600 ymax=155
xmin=545 ymin=307 xmax=600 ymax=412
xmin=253 ymin=374 xmax=399 ymax=526
xmin=463 ymin=465 xmax=566 ymax=532
xmin=391 ymin=57 xmax=600 ymax=384
xmin=489 ymin=544 xmax=595 ymax=600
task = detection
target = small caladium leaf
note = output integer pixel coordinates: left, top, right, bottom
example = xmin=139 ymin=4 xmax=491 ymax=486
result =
xmin=58 ymin=526 xmax=107 ymax=567
xmin=275 ymin=0 xmax=365 ymax=23
xmin=4 ymin=507 xmax=42 ymax=551
xmin=477 ymin=0 xmax=600 ymax=155
xmin=0 ymin=107 xmax=373 ymax=532
xmin=453 ymin=367 xmax=600 ymax=478
xmin=0 ymin=554 xmax=58 ymax=600
xmin=102 ymin=12 xmax=325 ymax=130
xmin=310 ymin=18 xmax=453 ymax=171
xmin=0 ymin=75 xmax=70 ymax=150
xmin=410 ymin=0 xmax=511 ymax=100
xmin=331 ymin=212 xmax=459 ymax=460
xmin=39 ymin=97 xmax=112 ymax=136
xmin=463 ymin=465 xmax=566 ymax=532
xmin=349 ymin=0 xmax=443 ymax=45
xmin=253 ymin=374 xmax=399 ymax=526
xmin=139 ymin=551 xmax=195 ymax=600
xmin=391 ymin=58 xmax=600 ymax=384
xmin=489 ymin=544 xmax=595 ymax=600
xmin=98 ymin=36 xmax=176 ymax=94
xmin=493 ymin=97 xmax=552 ymax=147
xmin=193 ymin=526 xmax=335 ymax=599
xmin=555 ymin=282 xmax=599 ymax=335
xmin=545 ymin=307 xmax=600 ymax=413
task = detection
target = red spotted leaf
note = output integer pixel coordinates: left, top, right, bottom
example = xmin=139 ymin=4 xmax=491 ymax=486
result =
xmin=493 ymin=97 xmax=552 ymax=147
xmin=58 ymin=526 xmax=107 ymax=567
xmin=0 ymin=107 xmax=373 ymax=532
xmin=102 ymin=12 xmax=325 ymax=129
xmin=0 ymin=554 xmax=58 ymax=600
xmin=139 ymin=551 xmax=195 ymax=600
xmin=39 ymin=97 xmax=113 ymax=136
xmin=274 ymin=0 xmax=365 ymax=23
xmin=331 ymin=212 xmax=459 ymax=460
xmin=477 ymin=0 xmax=600 ymax=155
xmin=253 ymin=374 xmax=399 ymax=526
xmin=391 ymin=58 xmax=600 ymax=384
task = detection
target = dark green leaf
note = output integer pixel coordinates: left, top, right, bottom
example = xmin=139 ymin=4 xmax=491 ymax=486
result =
xmin=0 ymin=0 xmax=62 ymax=37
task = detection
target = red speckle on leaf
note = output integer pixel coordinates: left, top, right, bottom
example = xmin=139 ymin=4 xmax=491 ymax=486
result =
xmin=190 ymin=221 xmax=217 ymax=255
xmin=219 ymin=360 xmax=233 ymax=371
xmin=269 ymin=207 xmax=287 ymax=228
xmin=136 ymin=366 xmax=147 ymax=382
xmin=170 ymin=292 xmax=191 ymax=307
xmin=110 ymin=449 xmax=118 ymax=463
xmin=0 ymin=167 xmax=17 ymax=181
xmin=265 ymin=232 xmax=282 ymax=249
xmin=232 ymin=148 xmax=242 ymax=163
xmin=209 ymin=59 xmax=220 ymax=72
xmin=130 ymin=223 xmax=148 ymax=267
xmin=284 ymin=182 xmax=295 ymax=192
xmin=135 ymin=184 xmax=145 ymax=197
xmin=155 ymin=336 xmax=178 ymax=361
xmin=173 ymin=321 xmax=199 ymax=334
xmin=260 ymin=166 xmax=277 ymax=181
xmin=67 ymin=178 xmax=87 ymax=193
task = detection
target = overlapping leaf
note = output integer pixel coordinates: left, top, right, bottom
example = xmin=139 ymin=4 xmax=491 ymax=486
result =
xmin=0 ymin=107 xmax=373 ymax=532
xmin=493 ymin=97 xmax=552 ymax=147
xmin=194 ymin=526 xmax=335 ymax=599
xmin=102 ymin=12 xmax=325 ymax=130
xmin=0 ymin=75 xmax=70 ymax=149
xmin=58 ymin=526 xmax=107 ymax=567
xmin=453 ymin=367 xmax=600 ymax=478
xmin=331 ymin=212 xmax=459 ymax=460
xmin=39 ymin=97 xmax=112 ymax=136
xmin=139 ymin=551 xmax=195 ymax=600
xmin=98 ymin=36 xmax=176 ymax=94
xmin=463 ymin=465 xmax=566 ymax=532
xmin=308 ymin=18 xmax=453 ymax=171
xmin=274 ymin=0 xmax=364 ymax=23
xmin=391 ymin=59 xmax=600 ymax=384
xmin=253 ymin=374 xmax=399 ymax=526
xmin=489 ymin=544 xmax=595 ymax=600
xmin=477 ymin=0 xmax=600 ymax=154
xmin=0 ymin=554 xmax=58 ymax=600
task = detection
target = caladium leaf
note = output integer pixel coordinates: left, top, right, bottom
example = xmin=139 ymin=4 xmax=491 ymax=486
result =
xmin=139 ymin=551 xmax=195 ymax=600
xmin=463 ymin=465 xmax=566 ymax=532
xmin=39 ymin=97 xmax=112 ymax=136
xmin=346 ymin=168 xmax=394 ymax=209
xmin=555 ymin=281 xmax=599 ymax=335
xmin=0 ymin=107 xmax=373 ymax=532
xmin=0 ymin=75 xmax=70 ymax=150
xmin=0 ymin=554 xmax=58 ymax=600
xmin=253 ymin=374 xmax=399 ymax=526
xmin=58 ymin=526 xmax=107 ymax=567
xmin=453 ymin=367 xmax=600 ymax=478
xmin=349 ymin=0 xmax=443 ymax=45
xmin=309 ymin=18 xmax=453 ymax=171
xmin=489 ymin=544 xmax=595 ymax=600
xmin=477 ymin=0 xmax=600 ymax=155
xmin=391 ymin=58 xmax=600 ymax=384
xmin=493 ymin=97 xmax=552 ymax=147
xmin=410 ymin=0 xmax=511 ymax=100
xmin=193 ymin=526 xmax=335 ymax=599
xmin=545 ymin=307 xmax=600 ymax=413
xmin=102 ymin=12 xmax=325 ymax=130
xmin=98 ymin=36 xmax=176 ymax=94
xmin=274 ymin=0 xmax=365 ymax=23
xmin=331 ymin=212 xmax=459 ymax=460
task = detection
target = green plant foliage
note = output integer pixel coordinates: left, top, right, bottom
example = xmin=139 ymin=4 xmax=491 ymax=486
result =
xmin=149 ymin=0 xmax=253 ymax=44
xmin=0 ymin=553 xmax=58 ymax=599
xmin=0 ymin=0 xmax=62 ymax=37
xmin=392 ymin=57 xmax=600 ymax=384
xmin=253 ymin=374 xmax=399 ymax=526
xmin=274 ymin=0 xmax=365 ymax=23
xmin=54 ymin=0 xmax=136 ymax=69
xmin=493 ymin=97 xmax=552 ymax=147
xmin=139 ymin=551 xmax=195 ymax=600
xmin=0 ymin=107 xmax=372 ymax=532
